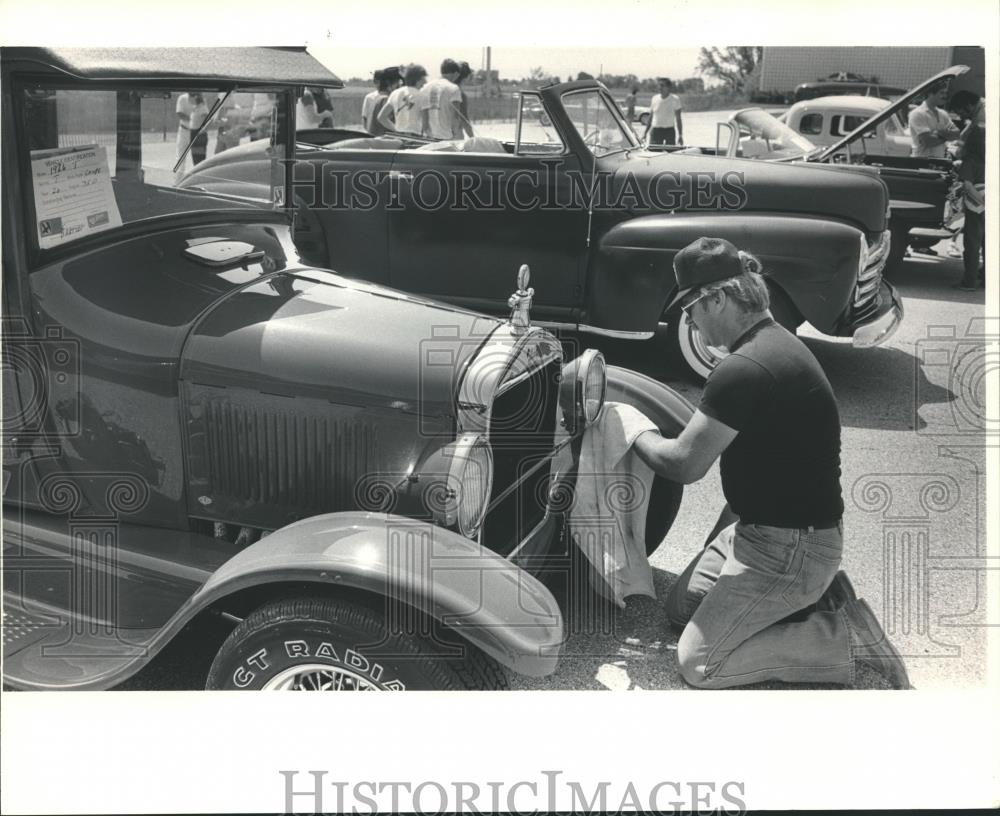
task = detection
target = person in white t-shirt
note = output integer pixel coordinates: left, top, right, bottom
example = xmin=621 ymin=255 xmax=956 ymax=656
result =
xmin=176 ymin=92 xmax=210 ymax=171
xmin=423 ymin=59 xmax=472 ymax=140
xmin=362 ymin=66 xmax=402 ymax=135
xmin=378 ymin=64 xmax=429 ymax=136
xmin=908 ymin=81 xmax=960 ymax=158
xmin=643 ymin=77 xmax=683 ymax=146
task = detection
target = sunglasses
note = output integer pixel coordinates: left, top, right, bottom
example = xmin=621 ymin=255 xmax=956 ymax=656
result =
xmin=680 ymin=289 xmax=712 ymax=317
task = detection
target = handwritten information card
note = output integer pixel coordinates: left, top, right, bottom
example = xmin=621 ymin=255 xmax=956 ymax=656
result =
xmin=30 ymin=145 xmax=122 ymax=249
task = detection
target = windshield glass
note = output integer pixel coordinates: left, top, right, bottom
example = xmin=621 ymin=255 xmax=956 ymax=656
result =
xmin=20 ymin=83 xmax=286 ymax=252
xmin=731 ymin=108 xmax=817 ymax=158
xmin=562 ymin=88 xmax=639 ymax=156
xmin=514 ymin=91 xmax=565 ymax=155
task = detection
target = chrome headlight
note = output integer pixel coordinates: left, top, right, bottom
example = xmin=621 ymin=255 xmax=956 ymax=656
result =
xmin=560 ymin=349 xmax=607 ymax=431
xmin=445 ymin=433 xmax=494 ymax=538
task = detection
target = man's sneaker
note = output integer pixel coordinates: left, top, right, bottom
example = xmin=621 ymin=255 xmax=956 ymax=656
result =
xmin=844 ymin=598 xmax=911 ymax=690
xmin=817 ymin=570 xmax=857 ymax=612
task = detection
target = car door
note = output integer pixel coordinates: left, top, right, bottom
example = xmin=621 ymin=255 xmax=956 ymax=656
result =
xmin=386 ymin=97 xmax=588 ymax=321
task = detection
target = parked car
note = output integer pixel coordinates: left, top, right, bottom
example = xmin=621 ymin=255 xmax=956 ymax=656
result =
xmin=792 ymin=73 xmax=906 ymax=103
xmin=1 ymin=47 xmax=695 ymax=691
xmin=783 ymin=95 xmax=912 ymax=157
xmin=715 ymin=65 xmax=969 ymax=273
xmin=185 ymin=78 xmax=901 ymax=381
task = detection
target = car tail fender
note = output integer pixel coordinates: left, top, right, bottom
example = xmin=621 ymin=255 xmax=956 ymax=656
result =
xmin=192 ymin=511 xmax=564 ymax=677
xmin=589 ymin=212 xmax=864 ymax=336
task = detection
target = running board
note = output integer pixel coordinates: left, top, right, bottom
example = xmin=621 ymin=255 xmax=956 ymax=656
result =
xmin=3 ymin=597 xmax=159 ymax=690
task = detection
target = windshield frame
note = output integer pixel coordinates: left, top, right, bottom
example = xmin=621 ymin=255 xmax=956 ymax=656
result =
xmin=560 ymin=86 xmax=641 ymax=158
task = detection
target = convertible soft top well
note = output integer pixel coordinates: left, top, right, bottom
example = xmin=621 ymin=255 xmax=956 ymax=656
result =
xmin=0 ymin=46 xmax=343 ymax=88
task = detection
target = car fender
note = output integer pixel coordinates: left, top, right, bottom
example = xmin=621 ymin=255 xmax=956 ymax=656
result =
xmin=605 ymin=364 xmax=694 ymax=437
xmin=191 ymin=511 xmax=564 ymax=677
xmin=588 ymin=212 xmax=864 ymax=335
xmin=604 ymin=366 xmax=694 ymax=546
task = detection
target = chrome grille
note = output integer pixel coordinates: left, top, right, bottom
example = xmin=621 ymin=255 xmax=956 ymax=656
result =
xmin=853 ymin=230 xmax=890 ymax=323
xmin=481 ymin=360 xmax=560 ymax=557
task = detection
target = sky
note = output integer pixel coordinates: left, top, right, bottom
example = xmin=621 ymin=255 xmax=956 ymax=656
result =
xmin=307 ymin=46 xmax=703 ymax=84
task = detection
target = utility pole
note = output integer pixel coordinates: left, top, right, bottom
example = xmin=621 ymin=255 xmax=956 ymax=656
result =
xmin=486 ymin=46 xmax=492 ymax=96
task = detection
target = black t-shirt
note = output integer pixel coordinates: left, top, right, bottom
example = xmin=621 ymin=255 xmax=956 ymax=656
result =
xmin=698 ymin=318 xmax=844 ymax=527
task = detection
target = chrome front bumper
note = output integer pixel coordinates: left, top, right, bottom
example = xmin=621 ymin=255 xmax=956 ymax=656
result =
xmin=852 ymin=281 xmax=903 ymax=348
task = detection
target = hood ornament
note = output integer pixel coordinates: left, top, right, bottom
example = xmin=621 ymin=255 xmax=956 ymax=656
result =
xmin=507 ymin=264 xmax=534 ymax=334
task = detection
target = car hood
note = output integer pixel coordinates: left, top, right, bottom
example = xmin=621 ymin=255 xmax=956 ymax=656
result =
xmin=816 ymin=64 xmax=970 ymax=160
xmin=179 ymin=267 xmax=500 ymax=416
xmin=610 ymin=151 xmax=888 ymax=233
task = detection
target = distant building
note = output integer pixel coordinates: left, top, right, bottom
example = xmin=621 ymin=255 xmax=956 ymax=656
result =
xmin=757 ymin=47 xmax=985 ymax=98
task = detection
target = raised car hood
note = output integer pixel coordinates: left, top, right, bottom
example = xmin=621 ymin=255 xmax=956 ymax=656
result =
xmin=612 ymin=151 xmax=888 ymax=233
xmin=817 ymin=64 xmax=970 ymax=160
xmin=179 ymin=267 xmax=500 ymax=415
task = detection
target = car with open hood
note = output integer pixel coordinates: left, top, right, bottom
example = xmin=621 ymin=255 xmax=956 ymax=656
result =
xmin=1 ymin=47 xmax=695 ymax=691
xmin=183 ymin=77 xmax=902 ymax=381
xmin=715 ymin=65 xmax=970 ymax=272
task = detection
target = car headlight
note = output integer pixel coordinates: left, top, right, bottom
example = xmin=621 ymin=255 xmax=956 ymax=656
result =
xmin=560 ymin=349 xmax=607 ymax=431
xmin=447 ymin=433 xmax=494 ymax=538
xmin=582 ymin=350 xmax=607 ymax=424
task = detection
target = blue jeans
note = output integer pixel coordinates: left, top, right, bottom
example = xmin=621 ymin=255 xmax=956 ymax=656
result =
xmin=666 ymin=522 xmax=853 ymax=688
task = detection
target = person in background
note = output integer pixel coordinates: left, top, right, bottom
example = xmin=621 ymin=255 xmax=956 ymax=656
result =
xmin=364 ymin=66 xmax=402 ymax=135
xmin=422 ymin=58 xmax=466 ymax=140
xmin=949 ymin=90 xmax=986 ymax=291
xmin=249 ymin=93 xmax=276 ymax=141
xmin=643 ymin=77 xmax=683 ymax=146
xmin=214 ymin=96 xmax=245 ymax=154
xmin=297 ymin=88 xmax=322 ymax=130
xmin=624 ymin=84 xmax=639 ymax=122
xmin=187 ymin=92 xmax=209 ymax=165
xmin=454 ymin=61 xmax=475 ymax=138
xmin=634 ymin=236 xmax=910 ymax=691
xmin=175 ymin=91 xmax=197 ymax=169
xmin=378 ymin=64 xmax=428 ymax=136
xmin=361 ymin=69 xmax=385 ymax=131
xmin=908 ymin=81 xmax=960 ymax=158
xmin=312 ymin=87 xmax=335 ymax=128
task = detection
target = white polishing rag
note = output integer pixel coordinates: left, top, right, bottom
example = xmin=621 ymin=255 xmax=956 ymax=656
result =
xmin=564 ymin=402 xmax=659 ymax=607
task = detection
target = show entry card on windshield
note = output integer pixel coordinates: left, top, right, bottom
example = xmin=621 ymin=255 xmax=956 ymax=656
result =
xmin=30 ymin=144 xmax=122 ymax=249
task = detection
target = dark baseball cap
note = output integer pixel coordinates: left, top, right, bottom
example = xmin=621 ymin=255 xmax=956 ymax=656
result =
xmin=666 ymin=237 xmax=743 ymax=311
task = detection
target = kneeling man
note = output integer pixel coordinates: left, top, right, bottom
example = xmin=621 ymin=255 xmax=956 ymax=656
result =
xmin=634 ymin=237 xmax=909 ymax=689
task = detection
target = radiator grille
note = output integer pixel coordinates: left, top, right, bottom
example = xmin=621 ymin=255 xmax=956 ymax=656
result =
xmin=481 ymin=360 xmax=560 ymax=556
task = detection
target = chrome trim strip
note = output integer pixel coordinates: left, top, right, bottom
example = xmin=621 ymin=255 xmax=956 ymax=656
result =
xmin=577 ymin=324 xmax=654 ymax=340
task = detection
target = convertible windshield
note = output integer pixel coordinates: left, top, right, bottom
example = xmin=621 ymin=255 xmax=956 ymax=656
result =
xmin=20 ymin=83 xmax=286 ymax=252
xmin=563 ymin=89 xmax=639 ymax=156
xmin=731 ymin=109 xmax=817 ymax=159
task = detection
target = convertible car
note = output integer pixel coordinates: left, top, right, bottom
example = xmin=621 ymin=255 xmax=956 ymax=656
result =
xmin=715 ymin=66 xmax=970 ymax=272
xmin=183 ymin=78 xmax=900 ymax=380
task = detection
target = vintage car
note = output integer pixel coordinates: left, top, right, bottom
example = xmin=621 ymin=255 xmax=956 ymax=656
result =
xmin=716 ymin=66 xmax=970 ymax=272
xmin=184 ymin=78 xmax=901 ymax=381
xmin=1 ymin=47 xmax=695 ymax=691
xmin=792 ymin=74 xmax=906 ymax=103
xmin=782 ymin=95 xmax=912 ymax=157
